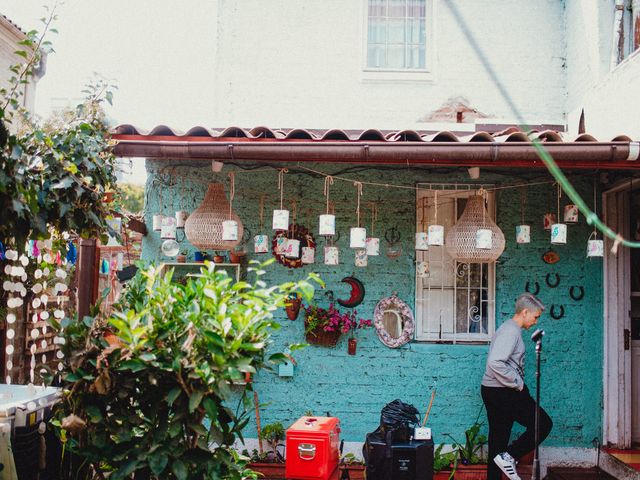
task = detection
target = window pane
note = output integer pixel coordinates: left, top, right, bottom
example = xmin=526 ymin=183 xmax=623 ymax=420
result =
xmin=368 ymin=18 xmax=386 ymax=44
xmin=406 ymin=19 xmax=423 ymax=44
xmin=387 ymin=0 xmax=406 ymax=17
xmin=367 ymin=45 xmax=384 ymax=69
xmin=423 ymin=289 xmax=455 ymax=335
xmin=368 ymin=0 xmax=387 ymax=17
xmin=386 ymin=45 xmax=405 ymax=68
xmin=456 ymin=288 xmax=488 ymax=334
xmin=387 ymin=18 xmax=406 ymax=44
xmin=407 ymin=0 xmax=426 ymax=17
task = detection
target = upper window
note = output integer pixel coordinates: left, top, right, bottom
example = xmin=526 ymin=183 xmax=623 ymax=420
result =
xmin=366 ymin=0 xmax=430 ymax=71
xmin=415 ymin=188 xmax=496 ymax=343
xmin=618 ymin=0 xmax=640 ymax=63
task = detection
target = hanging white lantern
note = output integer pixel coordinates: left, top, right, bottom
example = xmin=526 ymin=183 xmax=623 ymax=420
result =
xmin=161 ymin=216 xmax=177 ymax=240
xmin=319 ymin=214 xmax=336 ymax=236
xmin=564 ymin=204 xmax=579 ymax=224
xmin=152 ymin=214 xmax=164 ymax=232
xmin=355 ymin=250 xmax=368 ymax=267
xmin=274 ymin=236 xmax=288 ymax=255
xmin=587 ymin=232 xmax=604 ymax=257
xmin=350 ymin=227 xmax=367 ymax=249
xmin=550 ymin=223 xmax=567 ymax=244
xmin=273 ymin=210 xmax=290 ymax=230
xmin=324 ymin=246 xmax=339 ymax=265
xmin=516 ymin=225 xmax=531 ymax=244
xmin=176 ymin=211 xmax=188 ymax=229
xmin=475 ymin=228 xmax=493 ymax=249
xmin=285 ymin=239 xmax=301 ymax=258
xmin=222 ymin=220 xmax=239 ymax=241
xmin=415 ymin=232 xmax=429 ymax=250
xmin=366 ymin=237 xmax=380 ymax=256
xmin=445 ymin=193 xmax=505 ymax=263
xmin=428 ymin=225 xmax=444 ymax=246
xmin=254 ymin=234 xmax=269 ymax=253
xmin=301 ymin=246 xmax=315 ymax=264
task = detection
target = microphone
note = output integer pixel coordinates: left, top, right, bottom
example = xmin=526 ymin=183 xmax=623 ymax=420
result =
xmin=531 ymin=329 xmax=545 ymax=342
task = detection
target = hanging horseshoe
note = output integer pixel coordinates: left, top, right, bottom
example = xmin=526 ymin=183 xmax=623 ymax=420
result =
xmin=525 ymin=281 xmax=540 ymax=296
xmin=545 ymin=273 xmax=560 ymax=288
xmin=569 ymin=286 xmax=585 ymax=301
xmin=385 ymin=226 xmax=401 ymax=245
xmin=550 ymin=304 xmax=565 ymax=320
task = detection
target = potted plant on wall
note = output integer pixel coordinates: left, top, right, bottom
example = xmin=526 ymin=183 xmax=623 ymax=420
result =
xmin=345 ymin=311 xmax=372 ymax=355
xmin=303 ymin=303 xmax=368 ymax=347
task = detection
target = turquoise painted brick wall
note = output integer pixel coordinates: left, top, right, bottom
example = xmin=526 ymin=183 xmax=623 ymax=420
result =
xmin=142 ymin=160 xmax=603 ymax=447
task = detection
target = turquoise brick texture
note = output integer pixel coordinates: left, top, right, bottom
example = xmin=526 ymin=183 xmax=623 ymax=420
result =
xmin=142 ymin=160 xmax=603 ymax=447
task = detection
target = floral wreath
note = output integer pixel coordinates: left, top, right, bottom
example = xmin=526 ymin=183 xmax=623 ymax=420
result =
xmin=373 ymin=293 xmax=414 ymax=348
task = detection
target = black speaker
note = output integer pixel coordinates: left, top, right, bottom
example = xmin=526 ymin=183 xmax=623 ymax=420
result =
xmin=364 ymin=437 xmax=434 ymax=480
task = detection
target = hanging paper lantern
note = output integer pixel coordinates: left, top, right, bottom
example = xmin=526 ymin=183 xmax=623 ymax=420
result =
xmin=152 ymin=214 xmax=164 ymax=232
xmin=175 ymin=210 xmax=188 ymax=229
xmin=355 ymin=250 xmax=367 ymax=267
xmin=184 ymin=183 xmax=244 ymax=251
xmin=284 ymin=239 xmax=301 ymax=258
xmin=350 ymin=227 xmax=367 ymax=249
xmin=516 ymin=225 xmax=531 ymax=244
xmin=550 ymin=223 xmax=567 ymax=244
xmin=319 ymin=214 xmax=336 ymax=236
xmin=475 ymin=228 xmax=493 ymax=249
xmin=366 ymin=237 xmax=380 ymax=256
xmin=415 ymin=232 xmax=429 ymax=250
xmin=254 ymin=234 xmax=269 ymax=253
xmin=301 ymin=246 xmax=315 ymax=264
xmin=222 ymin=220 xmax=239 ymax=241
xmin=428 ymin=225 xmax=444 ymax=246
xmin=273 ymin=210 xmax=289 ymax=230
xmin=564 ymin=204 xmax=579 ymax=223
xmin=324 ymin=246 xmax=339 ymax=265
xmin=587 ymin=232 xmax=604 ymax=257
xmin=543 ymin=213 xmax=556 ymax=231
xmin=160 ymin=217 xmax=177 ymax=240
xmin=445 ymin=193 xmax=505 ymax=263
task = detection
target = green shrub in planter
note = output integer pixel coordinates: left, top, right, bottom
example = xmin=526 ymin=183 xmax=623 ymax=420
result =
xmin=50 ymin=260 xmax=321 ymax=480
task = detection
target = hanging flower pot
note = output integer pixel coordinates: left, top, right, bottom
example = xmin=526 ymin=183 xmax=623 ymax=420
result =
xmin=348 ymin=338 xmax=357 ymax=355
xmin=550 ymin=223 xmax=567 ymax=244
xmin=516 ymin=225 xmax=531 ymax=244
xmin=564 ymin=204 xmax=579 ymax=223
xmin=285 ymin=294 xmax=302 ymax=320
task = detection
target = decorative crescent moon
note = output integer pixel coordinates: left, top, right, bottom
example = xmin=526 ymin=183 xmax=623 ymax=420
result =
xmin=337 ymin=276 xmax=365 ymax=308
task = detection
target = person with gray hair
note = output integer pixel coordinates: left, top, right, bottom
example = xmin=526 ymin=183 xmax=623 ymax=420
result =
xmin=481 ymin=293 xmax=553 ymax=480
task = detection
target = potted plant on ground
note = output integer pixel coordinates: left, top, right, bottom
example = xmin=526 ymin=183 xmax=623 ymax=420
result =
xmin=247 ymin=422 xmax=286 ymax=479
xmin=445 ymin=412 xmax=488 ymax=480
xmin=339 ymin=452 xmax=366 ymax=479
xmin=433 ymin=443 xmax=456 ymax=480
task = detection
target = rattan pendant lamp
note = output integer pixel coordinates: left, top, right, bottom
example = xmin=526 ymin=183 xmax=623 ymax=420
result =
xmin=445 ymin=190 xmax=505 ymax=263
xmin=184 ymin=183 xmax=244 ymax=251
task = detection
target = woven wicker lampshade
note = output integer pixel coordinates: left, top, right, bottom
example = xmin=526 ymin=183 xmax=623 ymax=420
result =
xmin=184 ymin=183 xmax=243 ymax=251
xmin=445 ymin=193 xmax=505 ymax=263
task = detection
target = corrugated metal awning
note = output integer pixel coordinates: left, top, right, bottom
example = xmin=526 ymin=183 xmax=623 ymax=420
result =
xmin=111 ymin=124 xmax=640 ymax=170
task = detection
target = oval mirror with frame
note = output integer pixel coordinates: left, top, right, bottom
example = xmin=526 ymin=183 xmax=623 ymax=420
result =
xmin=373 ymin=293 xmax=414 ymax=348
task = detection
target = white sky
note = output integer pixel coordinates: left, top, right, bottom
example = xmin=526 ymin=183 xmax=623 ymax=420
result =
xmin=0 ymin=0 xmax=220 ymax=184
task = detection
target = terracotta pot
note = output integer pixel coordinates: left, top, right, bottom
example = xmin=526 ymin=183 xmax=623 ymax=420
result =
xmin=229 ymin=251 xmax=243 ymax=263
xmin=454 ymin=463 xmax=487 ymax=480
xmin=285 ymin=296 xmax=302 ymax=320
xmin=213 ymin=255 xmax=225 ymax=263
xmin=348 ymin=337 xmax=357 ymax=355
xmin=176 ymin=254 xmax=187 ymax=263
xmin=339 ymin=464 xmax=366 ymax=479
xmin=434 ymin=472 xmax=454 ymax=480
xmin=247 ymin=462 xmax=285 ymax=479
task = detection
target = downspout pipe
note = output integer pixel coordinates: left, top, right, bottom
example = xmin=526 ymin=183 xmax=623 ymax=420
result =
xmin=112 ymin=140 xmax=640 ymax=170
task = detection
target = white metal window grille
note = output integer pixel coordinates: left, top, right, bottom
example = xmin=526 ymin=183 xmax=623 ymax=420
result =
xmin=415 ymin=187 xmax=496 ymax=343
xmin=366 ymin=0 xmax=428 ymax=70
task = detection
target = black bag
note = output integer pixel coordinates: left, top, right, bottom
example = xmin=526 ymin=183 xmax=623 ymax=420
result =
xmin=363 ymin=399 xmax=421 ymax=463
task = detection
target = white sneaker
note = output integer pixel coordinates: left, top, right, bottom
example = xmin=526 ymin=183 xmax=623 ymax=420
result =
xmin=493 ymin=452 xmax=521 ymax=480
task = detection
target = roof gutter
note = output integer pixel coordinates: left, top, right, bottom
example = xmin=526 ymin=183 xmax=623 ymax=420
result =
xmin=112 ymin=139 xmax=640 ymax=170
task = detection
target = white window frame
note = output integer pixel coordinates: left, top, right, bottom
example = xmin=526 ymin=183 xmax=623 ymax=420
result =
xmin=414 ymin=187 xmax=496 ymax=343
xmin=361 ymin=0 xmax=436 ymax=83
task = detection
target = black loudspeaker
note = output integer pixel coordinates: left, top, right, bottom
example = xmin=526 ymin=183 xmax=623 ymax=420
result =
xmin=364 ymin=437 xmax=434 ymax=480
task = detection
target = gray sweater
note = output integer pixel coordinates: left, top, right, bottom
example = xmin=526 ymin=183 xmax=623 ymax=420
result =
xmin=481 ymin=319 xmax=525 ymax=390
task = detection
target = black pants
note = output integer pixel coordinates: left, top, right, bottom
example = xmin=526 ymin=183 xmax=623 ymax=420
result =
xmin=481 ymin=385 xmax=552 ymax=480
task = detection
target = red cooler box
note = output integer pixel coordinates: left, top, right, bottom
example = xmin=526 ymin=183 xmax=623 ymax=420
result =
xmin=285 ymin=416 xmax=340 ymax=480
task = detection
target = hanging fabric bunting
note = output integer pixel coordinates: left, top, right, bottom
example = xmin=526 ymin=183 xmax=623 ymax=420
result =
xmin=100 ymin=258 xmax=109 ymax=274
xmin=56 ymin=251 xmax=62 ymax=265
xmin=66 ymin=241 xmax=77 ymax=265
xmin=0 ymin=241 xmax=5 ymax=260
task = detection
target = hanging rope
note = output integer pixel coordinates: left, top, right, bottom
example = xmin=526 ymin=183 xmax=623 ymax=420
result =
xmin=278 ymin=168 xmax=288 ymax=210
xmin=354 ymin=181 xmax=363 ymax=228
xmin=556 ymin=183 xmax=561 ymax=222
xmin=324 ymin=176 xmax=334 ymax=214
xmin=369 ymin=202 xmax=378 ymax=236
xmin=520 ymin=186 xmax=527 ymax=225
xmin=434 ymin=190 xmax=439 ymax=225
xmin=228 ymin=171 xmax=235 ymax=220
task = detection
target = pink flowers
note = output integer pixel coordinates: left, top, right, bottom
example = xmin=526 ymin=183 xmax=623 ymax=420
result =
xmin=304 ymin=303 xmax=372 ymax=337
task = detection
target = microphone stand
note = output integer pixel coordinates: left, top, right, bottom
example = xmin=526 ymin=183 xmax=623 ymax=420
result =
xmin=532 ymin=337 xmax=542 ymax=480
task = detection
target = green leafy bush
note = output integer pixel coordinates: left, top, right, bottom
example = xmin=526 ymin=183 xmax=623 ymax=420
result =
xmin=51 ymin=261 xmax=321 ymax=479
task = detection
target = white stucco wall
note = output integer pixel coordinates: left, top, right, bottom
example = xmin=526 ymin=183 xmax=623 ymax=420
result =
xmin=212 ymin=0 xmax=567 ymax=130
xmin=565 ymin=0 xmax=640 ymax=139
